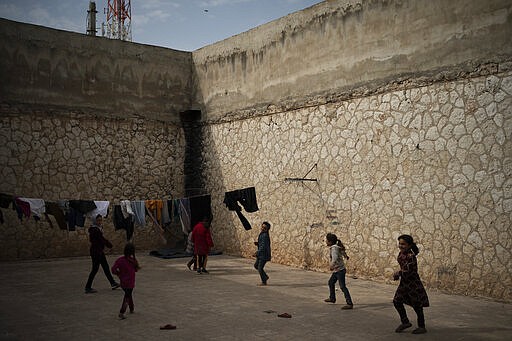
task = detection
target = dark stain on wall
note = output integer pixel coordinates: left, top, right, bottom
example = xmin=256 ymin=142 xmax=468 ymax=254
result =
xmin=180 ymin=110 xmax=205 ymax=197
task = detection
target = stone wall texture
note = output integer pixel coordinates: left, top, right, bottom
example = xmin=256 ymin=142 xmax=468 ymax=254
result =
xmin=1 ymin=0 xmax=511 ymax=302
xmin=203 ymin=71 xmax=512 ymax=301
xmin=0 ymin=112 xmax=186 ymax=259
xmin=191 ymin=0 xmax=512 ymax=301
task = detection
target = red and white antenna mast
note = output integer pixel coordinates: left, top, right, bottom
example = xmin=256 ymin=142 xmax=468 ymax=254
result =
xmin=103 ymin=0 xmax=132 ymax=41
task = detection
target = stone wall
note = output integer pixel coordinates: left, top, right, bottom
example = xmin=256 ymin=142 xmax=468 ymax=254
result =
xmin=0 ymin=18 xmax=191 ymax=259
xmin=0 ymin=0 xmax=511 ymax=302
xmin=0 ymin=112 xmax=186 ymax=259
xmin=193 ymin=0 xmax=512 ymax=301
xmin=192 ymin=0 xmax=512 ymax=121
xmin=203 ymin=70 xmax=512 ymax=301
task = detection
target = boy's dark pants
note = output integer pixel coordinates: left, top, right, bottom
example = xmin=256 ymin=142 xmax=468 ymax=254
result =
xmin=328 ymin=269 xmax=353 ymax=305
xmin=254 ymin=258 xmax=269 ymax=284
xmin=85 ymin=254 xmax=116 ymax=289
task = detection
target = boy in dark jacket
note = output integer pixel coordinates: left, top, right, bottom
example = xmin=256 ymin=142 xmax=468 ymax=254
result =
xmin=253 ymin=221 xmax=271 ymax=285
xmin=84 ymin=215 xmax=119 ymax=293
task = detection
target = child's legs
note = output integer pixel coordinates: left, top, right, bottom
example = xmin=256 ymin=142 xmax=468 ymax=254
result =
xmin=327 ymin=273 xmax=337 ymax=300
xmin=393 ymin=300 xmax=409 ymax=324
xmin=187 ymin=255 xmax=197 ymax=269
xmin=197 ymin=254 xmax=206 ymax=269
xmin=99 ymin=254 xmax=116 ymax=285
xmin=257 ymin=259 xmax=268 ymax=283
xmin=413 ymin=305 xmax=425 ymax=328
xmin=120 ymin=288 xmax=134 ymax=313
xmin=336 ymin=269 xmax=353 ymax=305
xmin=85 ymin=256 xmax=101 ymax=289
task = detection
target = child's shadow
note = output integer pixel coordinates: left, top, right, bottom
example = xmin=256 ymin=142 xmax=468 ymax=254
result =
xmin=349 ymin=302 xmax=392 ymax=311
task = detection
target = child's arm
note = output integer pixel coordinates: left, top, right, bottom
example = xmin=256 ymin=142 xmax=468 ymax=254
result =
xmin=132 ymin=256 xmax=141 ymax=271
xmin=111 ymin=260 xmax=120 ymax=276
xmin=328 ymin=247 xmax=337 ymax=271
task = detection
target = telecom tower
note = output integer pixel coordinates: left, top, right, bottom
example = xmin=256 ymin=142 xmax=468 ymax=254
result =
xmin=103 ymin=0 xmax=132 ymax=41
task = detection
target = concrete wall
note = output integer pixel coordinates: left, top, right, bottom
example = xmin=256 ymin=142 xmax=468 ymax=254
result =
xmin=193 ymin=0 xmax=512 ymax=301
xmin=192 ymin=0 xmax=512 ymax=121
xmin=0 ymin=18 xmax=194 ymax=122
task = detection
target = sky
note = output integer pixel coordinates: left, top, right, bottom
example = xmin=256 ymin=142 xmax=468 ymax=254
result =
xmin=0 ymin=0 xmax=322 ymax=51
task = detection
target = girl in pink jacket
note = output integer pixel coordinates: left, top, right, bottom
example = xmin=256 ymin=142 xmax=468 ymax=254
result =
xmin=112 ymin=243 xmax=140 ymax=319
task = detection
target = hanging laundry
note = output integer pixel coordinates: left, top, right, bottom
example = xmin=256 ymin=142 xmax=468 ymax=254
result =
xmin=69 ymin=200 xmax=97 ymax=215
xmin=172 ymin=199 xmax=180 ymax=222
xmin=223 ymin=187 xmax=259 ymax=230
xmin=162 ymin=200 xmax=171 ymax=226
xmin=178 ymin=198 xmax=191 ymax=235
xmin=0 ymin=193 xmax=13 ymax=209
xmin=130 ymin=200 xmax=146 ymax=227
xmin=145 ymin=200 xmax=163 ymax=225
xmin=45 ymin=201 xmax=67 ymax=230
xmin=120 ymin=200 xmax=134 ymax=219
xmin=0 ymin=193 xmax=14 ymax=224
xmin=113 ymin=205 xmax=135 ymax=241
xmin=14 ymin=197 xmax=31 ymax=220
xmin=66 ymin=208 xmax=85 ymax=230
xmin=61 ymin=200 xmax=85 ymax=230
xmin=86 ymin=201 xmax=110 ymax=219
xmin=18 ymin=198 xmax=46 ymax=218
xmin=145 ymin=200 xmax=167 ymax=243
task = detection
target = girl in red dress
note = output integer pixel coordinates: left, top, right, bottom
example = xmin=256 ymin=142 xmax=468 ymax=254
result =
xmin=393 ymin=234 xmax=429 ymax=334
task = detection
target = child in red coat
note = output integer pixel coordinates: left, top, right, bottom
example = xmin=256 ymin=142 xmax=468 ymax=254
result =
xmin=112 ymin=243 xmax=140 ymax=319
xmin=191 ymin=217 xmax=214 ymax=274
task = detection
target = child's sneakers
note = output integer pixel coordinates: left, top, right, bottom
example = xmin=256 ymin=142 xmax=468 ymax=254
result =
xmin=395 ymin=322 xmax=412 ymax=332
xmin=118 ymin=313 xmax=126 ymax=320
xmin=412 ymin=327 xmax=427 ymax=334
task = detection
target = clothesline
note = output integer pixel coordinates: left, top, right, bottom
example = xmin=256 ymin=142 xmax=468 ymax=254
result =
xmin=0 ymin=193 xmax=212 ymax=243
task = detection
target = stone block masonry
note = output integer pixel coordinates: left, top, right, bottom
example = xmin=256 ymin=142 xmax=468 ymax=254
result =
xmin=191 ymin=0 xmax=512 ymax=301
xmin=1 ymin=0 xmax=511 ymax=302
xmin=0 ymin=112 xmax=186 ymax=259
xmin=202 ymin=71 xmax=512 ymax=301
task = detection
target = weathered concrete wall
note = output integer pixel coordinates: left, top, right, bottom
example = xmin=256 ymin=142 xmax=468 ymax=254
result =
xmin=196 ymin=0 xmax=512 ymax=301
xmin=192 ymin=0 xmax=512 ymax=121
xmin=0 ymin=18 xmax=194 ymax=122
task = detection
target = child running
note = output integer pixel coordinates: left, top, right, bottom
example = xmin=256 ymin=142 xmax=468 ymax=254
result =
xmin=111 ymin=243 xmax=141 ymax=320
xmin=324 ymin=233 xmax=353 ymax=309
xmin=392 ymin=234 xmax=429 ymax=334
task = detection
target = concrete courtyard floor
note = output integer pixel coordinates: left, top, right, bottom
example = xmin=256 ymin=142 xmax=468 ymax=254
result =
xmin=0 ymin=253 xmax=511 ymax=341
